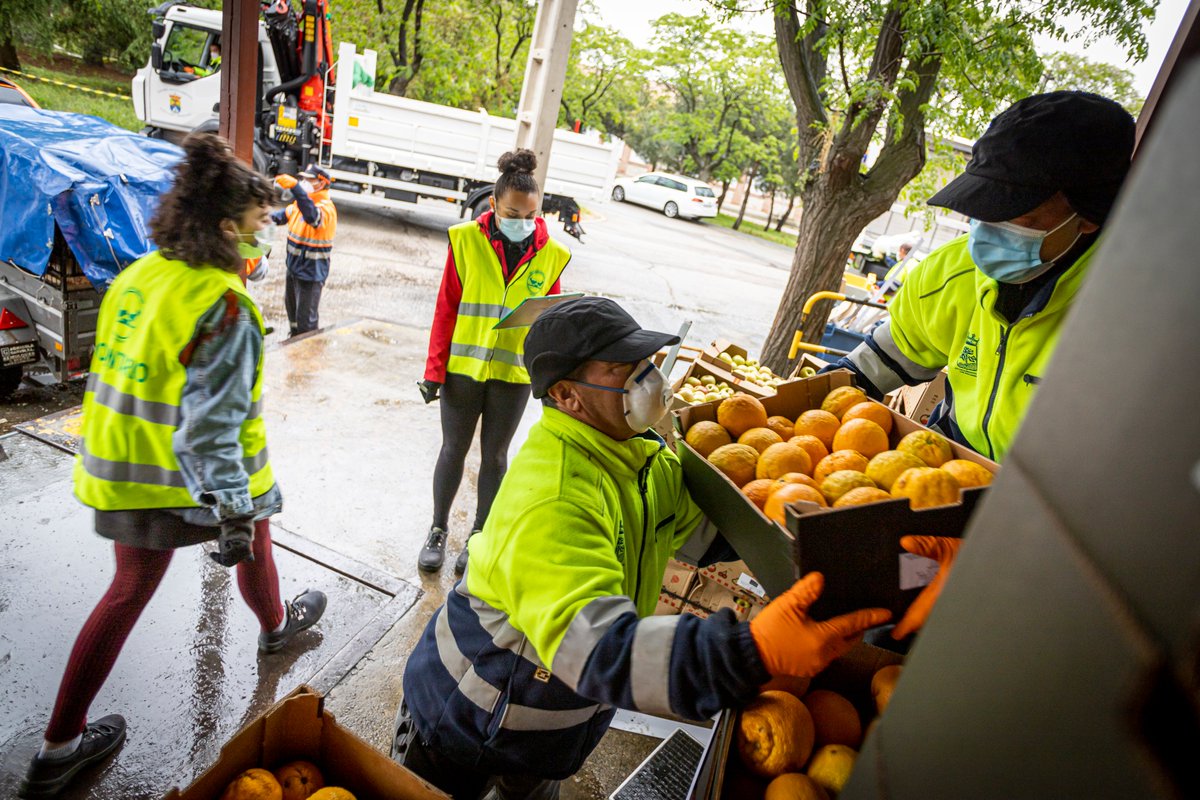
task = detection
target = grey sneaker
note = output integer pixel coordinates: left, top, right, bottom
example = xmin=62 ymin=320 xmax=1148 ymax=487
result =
xmin=19 ymin=715 xmax=126 ymax=798
xmin=258 ymin=590 xmax=327 ymax=653
xmin=453 ymin=528 xmax=481 ymax=576
xmin=418 ymin=526 xmax=447 ymax=573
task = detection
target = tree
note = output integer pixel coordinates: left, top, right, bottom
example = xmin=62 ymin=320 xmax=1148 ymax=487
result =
xmin=1040 ymin=51 xmax=1144 ymax=115
xmin=0 ymin=0 xmax=56 ymax=70
xmin=710 ymin=0 xmax=1155 ymax=374
xmin=381 ymin=0 xmax=428 ymax=95
xmin=559 ymin=19 xmax=646 ymax=137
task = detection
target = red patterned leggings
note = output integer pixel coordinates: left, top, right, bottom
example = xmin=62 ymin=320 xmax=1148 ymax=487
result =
xmin=43 ymin=519 xmax=284 ymax=742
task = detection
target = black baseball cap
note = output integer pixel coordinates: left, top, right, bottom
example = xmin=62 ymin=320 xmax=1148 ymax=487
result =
xmin=928 ymin=91 xmax=1135 ymax=224
xmin=524 ymin=296 xmax=679 ymax=398
xmin=298 ymin=164 xmax=331 ymax=182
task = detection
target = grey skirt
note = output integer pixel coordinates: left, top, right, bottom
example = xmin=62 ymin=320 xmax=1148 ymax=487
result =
xmin=94 ymin=509 xmax=220 ymax=551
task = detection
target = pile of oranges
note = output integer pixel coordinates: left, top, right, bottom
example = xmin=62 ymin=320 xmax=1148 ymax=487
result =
xmin=682 ymin=387 xmax=994 ymax=526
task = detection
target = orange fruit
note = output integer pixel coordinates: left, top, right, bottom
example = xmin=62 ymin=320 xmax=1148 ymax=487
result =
xmin=832 ymin=486 xmax=893 ymax=507
xmin=940 ymin=459 xmax=994 ymax=488
xmin=896 ymin=429 xmax=953 ymax=468
xmin=788 ymin=434 xmax=830 ymax=470
xmin=803 ymin=690 xmax=863 ymax=749
xmin=865 ymin=450 xmax=926 ymax=492
xmin=890 ymin=467 xmax=962 ymax=509
xmin=684 ymin=420 xmax=732 ymax=458
xmin=307 ymin=790 xmax=356 ymax=800
xmin=221 ymin=769 xmax=283 ymax=800
xmin=871 ymin=664 xmax=903 ymax=715
xmin=794 ymin=410 xmax=841 ymax=450
xmin=739 ymin=426 xmax=784 ymax=454
xmin=820 ymin=385 xmax=867 ymax=419
xmin=708 ymin=443 xmax=759 ymax=488
xmin=765 ymin=483 xmax=827 ymax=524
xmin=765 ymin=773 xmax=830 ymax=800
xmin=806 ymin=744 xmax=857 ymax=795
xmin=831 ymin=418 xmax=890 ymax=459
xmin=718 ymin=393 xmax=770 ymax=438
xmin=756 ymin=442 xmax=813 ymax=480
xmin=760 ymin=674 xmax=812 ymax=699
xmin=813 ymin=450 xmax=870 ymax=484
xmin=819 ymin=470 xmax=878 ymax=505
xmin=742 ymin=478 xmax=778 ymax=510
xmin=772 ymin=472 xmax=819 ymax=494
xmin=841 ymin=401 xmax=893 ymax=435
xmin=737 ymin=691 xmax=816 ymax=778
xmin=766 ymin=415 xmax=796 ymax=440
xmin=274 ymin=761 xmax=324 ymax=800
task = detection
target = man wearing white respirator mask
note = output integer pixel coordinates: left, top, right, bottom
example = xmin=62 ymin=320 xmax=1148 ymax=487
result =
xmin=394 ymin=296 xmax=889 ymax=798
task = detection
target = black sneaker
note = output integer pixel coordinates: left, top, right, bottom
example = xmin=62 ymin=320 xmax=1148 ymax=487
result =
xmin=18 ymin=715 xmax=126 ymax=798
xmin=258 ymin=590 xmax=327 ymax=654
xmin=453 ymin=528 xmax=481 ymax=576
xmin=418 ymin=526 xmax=447 ymax=573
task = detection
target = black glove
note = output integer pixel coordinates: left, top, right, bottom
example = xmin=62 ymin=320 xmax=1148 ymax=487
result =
xmin=210 ymin=517 xmax=255 ymax=567
xmin=417 ymin=379 xmax=442 ymax=404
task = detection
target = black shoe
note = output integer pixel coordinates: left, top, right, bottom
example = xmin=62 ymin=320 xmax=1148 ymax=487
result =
xmin=453 ymin=528 xmax=481 ymax=576
xmin=418 ymin=526 xmax=447 ymax=573
xmin=258 ymin=589 xmax=327 ymax=654
xmin=19 ymin=715 xmax=126 ymax=798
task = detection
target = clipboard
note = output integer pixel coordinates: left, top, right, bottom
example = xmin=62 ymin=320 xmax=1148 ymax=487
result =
xmin=493 ymin=292 xmax=585 ymax=329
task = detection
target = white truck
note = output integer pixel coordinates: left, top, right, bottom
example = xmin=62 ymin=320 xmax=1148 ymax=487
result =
xmin=133 ymin=3 xmax=622 ymax=238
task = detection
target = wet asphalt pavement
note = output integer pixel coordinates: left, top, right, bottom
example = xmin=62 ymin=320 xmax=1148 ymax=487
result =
xmin=0 ymin=198 xmax=793 ymax=798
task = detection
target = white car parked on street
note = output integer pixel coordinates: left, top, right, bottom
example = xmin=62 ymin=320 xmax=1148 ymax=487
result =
xmin=611 ymin=172 xmax=718 ymax=220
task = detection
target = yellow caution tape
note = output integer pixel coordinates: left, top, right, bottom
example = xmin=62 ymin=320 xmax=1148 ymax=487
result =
xmin=0 ymin=66 xmax=130 ymax=100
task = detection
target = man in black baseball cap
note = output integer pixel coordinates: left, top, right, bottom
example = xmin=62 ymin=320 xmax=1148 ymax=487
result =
xmin=394 ymin=294 xmax=890 ymax=796
xmin=271 ymin=162 xmax=337 ymax=336
xmin=829 ymin=91 xmax=1135 ymax=465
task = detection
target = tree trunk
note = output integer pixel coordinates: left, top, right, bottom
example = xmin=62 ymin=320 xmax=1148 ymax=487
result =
xmin=717 ymin=179 xmax=731 ymax=213
xmin=732 ymin=168 xmax=756 ymax=230
xmin=759 ymin=184 xmax=882 ymax=374
xmin=763 ymin=191 xmax=777 ymax=231
xmin=774 ymin=195 xmax=796 ymax=232
xmin=0 ymin=10 xmax=19 ymax=71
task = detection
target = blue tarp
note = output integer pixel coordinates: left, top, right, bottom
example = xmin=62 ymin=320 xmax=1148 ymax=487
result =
xmin=0 ymin=105 xmax=182 ymax=290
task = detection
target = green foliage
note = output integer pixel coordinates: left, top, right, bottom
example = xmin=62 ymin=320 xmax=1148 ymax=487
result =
xmin=1040 ymin=51 xmax=1144 ymax=115
xmin=17 ymin=64 xmax=141 ymax=130
xmin=708 ymin=212 xmax=798 ymax=247
xmin=558 ymin=18 xmax=646 ymax=137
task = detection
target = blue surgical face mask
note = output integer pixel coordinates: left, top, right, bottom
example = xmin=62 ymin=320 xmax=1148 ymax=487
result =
xmin=968 ymin=214 xmax=1080 ymax=284
xmin=497 ymin=216 xmax=536 ymax=242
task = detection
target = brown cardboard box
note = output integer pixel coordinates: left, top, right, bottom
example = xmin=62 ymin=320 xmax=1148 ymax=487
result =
xmin=682 ymin=574 xmax=766 ymax=622
xmin=788 ymin=353 xmax=833 ymax=379
xmin=672 ymin=373 xmax=997 ymax=620
xmin=884 ymin=372 xmax=947 ymax=426
xmin=656 ymin=559 xmax=768 ymax=622
xmin=163 ymin=686 xmax=448 ymax=800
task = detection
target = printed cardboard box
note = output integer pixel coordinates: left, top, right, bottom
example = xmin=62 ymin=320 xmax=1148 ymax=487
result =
xmin=163 ymin=686 xmax=448 ymax=800
xmin=885 ymin=372 xmax=947 ymax=426
xmin=672 ymin=373 xmax=997 ymax=621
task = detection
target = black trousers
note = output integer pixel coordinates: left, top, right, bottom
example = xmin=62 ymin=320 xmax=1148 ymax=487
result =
xmin=393 ymin=701 xmax=560 ymax=800
xmin=432 ymin=373 xmax=531 ymax=530
xmin=285 ymin=273 xmax=324 ymax=335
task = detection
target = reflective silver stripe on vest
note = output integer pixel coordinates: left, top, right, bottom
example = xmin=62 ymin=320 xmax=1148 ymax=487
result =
xmin=435 ymin=605 xmax=502 ymax=712
xmin=80 ymin=442 xmax=187 ymax=488
xmin=848 ymin=319 xmax=941 ymax=394
xmin=87 ymin=374 xmax=180 ymax=427
xmin=552 ymin=595 xmax=638 ymax=690
xmin=458 ymin=302 xmax=510 ymax=319
xmin=499 ymin=700 xmax=604 ymax=732
xmin=449 ymin=343 xmax=524 ymax=368
xmin=248 ymin=399 xmax=262 ymax=420
xmin=243 ymin=447 xmax=270 ymax=474
xmin=629 ymin=615 xmax=679 ymax=717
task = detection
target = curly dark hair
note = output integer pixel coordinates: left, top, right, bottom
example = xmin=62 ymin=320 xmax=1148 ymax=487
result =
xmin=494 ymin=148 xmax=539 ymax=200
xmin=150 ymin=133 xmax=275 ymax=273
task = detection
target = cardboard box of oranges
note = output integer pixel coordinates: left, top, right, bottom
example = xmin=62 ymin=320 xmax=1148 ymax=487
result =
xmin=163 ymin=685 xmax=447 ymax=800
xmin=671 ymin=372 xmax=997 ymax=620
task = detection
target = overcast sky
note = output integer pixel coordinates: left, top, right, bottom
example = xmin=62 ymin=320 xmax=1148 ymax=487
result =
xmin=592 ymin=0 xmax=1192 ymax=98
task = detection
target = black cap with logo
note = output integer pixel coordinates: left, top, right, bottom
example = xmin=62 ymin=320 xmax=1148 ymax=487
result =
xmin=928 ymin=91 xmax=1135 ymax=224
xmin=524 ymin=296 xmax=679 ymax=398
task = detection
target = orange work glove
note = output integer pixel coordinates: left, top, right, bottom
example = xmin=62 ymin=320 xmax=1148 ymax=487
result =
xmin=274 ymin=174 xmax=298 ymax=190
xmin=892 ymin=535 xmax=963 ymax=639
xmin=750 ymin=572 xmax=891 ymax=678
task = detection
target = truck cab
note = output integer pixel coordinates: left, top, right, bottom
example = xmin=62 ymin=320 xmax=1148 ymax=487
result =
xmin=133 ymin=4 xmax=281 ymax=140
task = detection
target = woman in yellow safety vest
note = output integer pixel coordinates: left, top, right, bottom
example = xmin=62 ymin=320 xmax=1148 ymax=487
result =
xmin=417 ymin=148 xmax=571 ymax=576
xmin=18 ymin=134 xmax=327 ymax=800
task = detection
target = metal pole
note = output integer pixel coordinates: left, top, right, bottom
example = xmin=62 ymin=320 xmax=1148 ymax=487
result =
xmin=219 ymin=0 xmax=260 ymax=165
xmin=513 ymin=0 xmax=579 ymax=204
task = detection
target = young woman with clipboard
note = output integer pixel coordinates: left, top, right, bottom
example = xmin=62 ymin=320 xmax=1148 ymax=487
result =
xmin=417 ymin=149 xmax=572 ymax=574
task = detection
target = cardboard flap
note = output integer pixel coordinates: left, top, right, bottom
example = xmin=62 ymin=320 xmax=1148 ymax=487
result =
xmin=790 ymin=489 xmax=984 ymax=619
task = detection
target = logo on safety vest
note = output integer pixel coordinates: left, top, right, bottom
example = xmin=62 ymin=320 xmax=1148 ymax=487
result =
xmin=114 ymin=289 xmax=145 ymax=343
xmin=955 ymin=333 xmax=979 ymax=378
xmin=614 ymin=522 xmax=626 ymax=565
xmin=169 ymin=94 xmax=182 ymax=113
xmin=527 ymin=269 xmax=546 ymax=293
